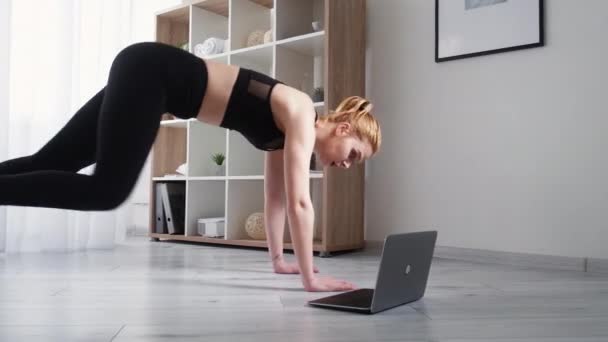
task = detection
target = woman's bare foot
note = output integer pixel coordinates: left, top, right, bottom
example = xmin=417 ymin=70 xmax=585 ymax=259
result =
xmin=273 ymin=259 xmax=319 ymax=274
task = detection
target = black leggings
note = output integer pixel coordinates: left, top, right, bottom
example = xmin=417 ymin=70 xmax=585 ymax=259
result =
xmin=0 ymin=42 xmax=207 ymax=211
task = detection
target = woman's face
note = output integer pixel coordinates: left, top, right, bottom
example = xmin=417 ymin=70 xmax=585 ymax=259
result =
xmin=316 ymin=122 xmax=372 ymax=168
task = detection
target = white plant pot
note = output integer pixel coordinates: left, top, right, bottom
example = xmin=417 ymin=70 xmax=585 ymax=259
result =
xmin=213 ymin=164 xmax=225 ymax=176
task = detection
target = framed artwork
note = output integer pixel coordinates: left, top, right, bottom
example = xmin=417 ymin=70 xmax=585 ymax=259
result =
xmin=435 ymin=0 xmax=544 ymax=62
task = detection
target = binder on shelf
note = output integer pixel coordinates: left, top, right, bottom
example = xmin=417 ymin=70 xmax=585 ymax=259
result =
xmin=155 ymin=183 xmax=168 ymax=234
xmin=160 ymin=182 xmax=186 ymax=235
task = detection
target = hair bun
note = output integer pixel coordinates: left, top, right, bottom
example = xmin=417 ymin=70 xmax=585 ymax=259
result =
xmin=324 ymin=95 xmax=382 ymax=154
xmin=336 ymin=96 xmax=373 ymax=118
xmin=359 ymin=99 xmax=373 ymax=116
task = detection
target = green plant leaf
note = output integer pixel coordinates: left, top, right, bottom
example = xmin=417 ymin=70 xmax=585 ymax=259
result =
xmin=211 ymin=152 xmax=225 ymax=165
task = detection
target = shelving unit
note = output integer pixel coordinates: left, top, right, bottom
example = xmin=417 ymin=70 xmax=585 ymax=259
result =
xmin=150 ymin=0 xmax=366 ymax=255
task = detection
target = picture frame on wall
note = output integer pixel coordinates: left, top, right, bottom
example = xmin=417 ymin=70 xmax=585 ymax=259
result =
xmin=435 ymin=0 xmax=544 ymax=62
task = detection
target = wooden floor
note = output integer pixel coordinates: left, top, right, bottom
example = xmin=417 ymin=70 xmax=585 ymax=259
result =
xmin=1 ymin=236 xmax=608 ymax=342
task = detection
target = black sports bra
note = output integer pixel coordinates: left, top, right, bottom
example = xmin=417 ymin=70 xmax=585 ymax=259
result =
xmin=220 ymin=67 xmax=317 ymax=151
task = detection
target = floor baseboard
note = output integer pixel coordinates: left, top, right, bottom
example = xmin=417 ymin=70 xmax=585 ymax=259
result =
xmin=364 ymin=240 xmax=608 ymax=275
xmin=434 ymin=245 xmax=586 ymax=273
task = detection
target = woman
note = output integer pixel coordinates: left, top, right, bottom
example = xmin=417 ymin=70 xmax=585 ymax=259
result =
xmin=0 ymin=42 xmax=381 ymax=292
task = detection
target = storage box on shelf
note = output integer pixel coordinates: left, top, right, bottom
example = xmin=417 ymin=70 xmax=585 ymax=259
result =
xmin=198 ymin=217 xmax=225 ymax=237
xmin=150 ymin=0 xmax=366 ymax=256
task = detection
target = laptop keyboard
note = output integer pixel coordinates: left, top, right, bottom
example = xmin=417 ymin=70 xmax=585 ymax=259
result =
xmin=315 ymin=288 xmax=375 ymax=308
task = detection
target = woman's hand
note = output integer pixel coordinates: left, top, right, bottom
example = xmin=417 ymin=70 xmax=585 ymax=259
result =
xmin=273 ymin=259 xmax=319 ymax=274
xmin=303 ymin=275 xmax=357 ymax=292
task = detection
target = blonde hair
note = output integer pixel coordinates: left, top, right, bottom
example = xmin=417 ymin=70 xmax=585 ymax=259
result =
xmin=320 ymin=96 xmax=382 ymax=154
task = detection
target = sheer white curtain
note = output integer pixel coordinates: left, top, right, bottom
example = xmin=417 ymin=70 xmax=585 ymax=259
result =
xmin=0 ymin=0 xmax=10 ymax=252
xmin=3 ymin=0 xmax=134 ymax=253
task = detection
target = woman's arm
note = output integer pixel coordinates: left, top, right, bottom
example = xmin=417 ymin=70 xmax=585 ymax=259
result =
xmin=280 ymin=93 xmax=355 ymax=292
xmin=265 ymin=150 xmax=319 ymax=274
xmin=281 ymin=100 xmax=317 ymax=287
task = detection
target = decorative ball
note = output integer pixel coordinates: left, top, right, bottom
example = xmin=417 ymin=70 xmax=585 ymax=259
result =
xmin=245 ymin=212 xmax=266 ymax=240
xmin=263 ymin=30 xmax=272 ymax=44
xmin=246 ymin=30 xmax=266 ymax=47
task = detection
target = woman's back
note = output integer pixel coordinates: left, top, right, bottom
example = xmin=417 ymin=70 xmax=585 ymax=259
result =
xmin=195 ymin=58 xmax=239 ymax=126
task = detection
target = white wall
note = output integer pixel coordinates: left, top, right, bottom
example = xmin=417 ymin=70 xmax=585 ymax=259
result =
xmin=0 ymin=0 xmax=11 ymax=251
xmin=365 ymin=0 xmax=608 ymax=259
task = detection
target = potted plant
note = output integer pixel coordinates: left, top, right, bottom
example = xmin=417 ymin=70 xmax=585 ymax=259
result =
xmin=211 ymin=152 xmax=225 ymax=176
xmin=313 ymin=87 xmax=324 ymax=102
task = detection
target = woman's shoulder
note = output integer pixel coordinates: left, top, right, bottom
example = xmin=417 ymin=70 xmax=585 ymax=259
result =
xmin=270 ymin=84 xmax=315 ymax=124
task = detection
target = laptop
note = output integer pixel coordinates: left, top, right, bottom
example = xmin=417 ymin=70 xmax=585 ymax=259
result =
xmin=308 ymin=231 xmax=437 ymax=314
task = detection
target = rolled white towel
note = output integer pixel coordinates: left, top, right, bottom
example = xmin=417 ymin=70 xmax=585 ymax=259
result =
xmin=195 ymin=37 xmax=225 ymax=57
xmin=193 ymin=43 xmax=204 ymax=57
xmin=194 ymin=43 xmax=206 ymax=57
xmin=201 ymin=38 xmax=217 ymax=54
xmin=176 ymin=163 xmax=188 ymax=175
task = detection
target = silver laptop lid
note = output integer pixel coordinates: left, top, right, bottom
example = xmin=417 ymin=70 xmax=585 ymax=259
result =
xmin=370 ymin=231 xmax=437 ymax=313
